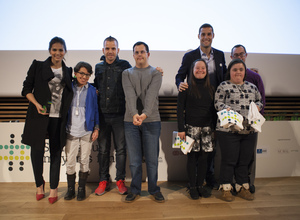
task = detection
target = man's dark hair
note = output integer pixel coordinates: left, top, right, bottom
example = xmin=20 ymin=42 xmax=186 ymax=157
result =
xmin=133 ymin=41 xmax=149 ymax=53
xmin=199 ymin=23 xmax=214 ymax=34
xmin=103 ymin=36 xmax=118 ymax=48
xmin=231 ymin=44 xmax=247 ymax=56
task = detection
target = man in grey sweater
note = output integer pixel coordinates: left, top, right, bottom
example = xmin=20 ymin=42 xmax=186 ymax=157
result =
xmin=122 ymin=41 xmax=164 ymax=203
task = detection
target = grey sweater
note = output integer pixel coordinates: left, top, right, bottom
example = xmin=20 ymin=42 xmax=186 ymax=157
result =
xmin=122 ymin=66 xmax=162 ymax=122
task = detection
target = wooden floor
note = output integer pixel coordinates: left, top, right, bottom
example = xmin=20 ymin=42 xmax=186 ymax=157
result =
xmin=0 ymin=177 xmax=300 ymax=220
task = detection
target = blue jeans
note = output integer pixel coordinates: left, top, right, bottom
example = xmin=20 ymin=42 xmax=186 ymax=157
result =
xmin=124 ymin=121 xmax=161 ymax=195
xmin=98 ymin=115 xmax=126 ymax=181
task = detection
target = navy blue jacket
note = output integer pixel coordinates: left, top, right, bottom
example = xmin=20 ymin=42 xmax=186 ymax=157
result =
xmin=175 ymin=47 xmax=227 ymax=89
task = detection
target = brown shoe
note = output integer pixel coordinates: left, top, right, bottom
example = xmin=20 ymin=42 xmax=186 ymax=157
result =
xmin=238 ymin=187 xmax=254 ymax=200
xmin=221 ymin=189 xmax=235 ymax=202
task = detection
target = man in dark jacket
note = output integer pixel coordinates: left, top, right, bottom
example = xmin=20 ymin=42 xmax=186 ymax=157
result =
xmin=94 ymin=36 xmax=131 ymax=196
xmin=175 ymin=23 xmax=227 ymax=90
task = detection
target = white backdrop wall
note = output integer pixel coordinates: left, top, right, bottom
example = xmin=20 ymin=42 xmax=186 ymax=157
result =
xmin=1 ymin=0 xmax=300 ymax=55
xmin=0 ymin=121 xmax=300 ymax=182
xmin=0 ymin=50 xmax=300 ymax=97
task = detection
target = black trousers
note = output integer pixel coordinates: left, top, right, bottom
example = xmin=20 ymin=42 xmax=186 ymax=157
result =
xmin=187 ymin=150 xmax=209 ymax=187
xmin=217 ymin=131 xmax=257 ymax=185
xmin=31 ymin=117 xmax=62 ymax=189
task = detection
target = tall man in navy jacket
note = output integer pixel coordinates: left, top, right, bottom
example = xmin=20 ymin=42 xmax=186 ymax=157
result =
xmin=176 ymin=23 xmax=227 ymax=90
xmin=175 ymin=23 xmax=227 ymax=188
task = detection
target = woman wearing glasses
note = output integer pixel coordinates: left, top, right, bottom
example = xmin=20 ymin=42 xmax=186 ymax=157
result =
xmin=21 ymin=37 xmax=73 ymax=204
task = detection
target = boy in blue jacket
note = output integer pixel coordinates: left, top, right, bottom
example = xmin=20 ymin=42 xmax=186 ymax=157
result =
xmin=64 ymin=61 xmax=99 ymax=201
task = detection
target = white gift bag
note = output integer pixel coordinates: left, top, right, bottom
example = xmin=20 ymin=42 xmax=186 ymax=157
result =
xmin=248 ymin=101 xmax=265 ymax=132
xmin=172 ymin=131 xmax=181 ymax=148
xmin=172 ymin=131 xmax=195 ymax=154
xmin=217 ymin=109 xmax=244 ymax=131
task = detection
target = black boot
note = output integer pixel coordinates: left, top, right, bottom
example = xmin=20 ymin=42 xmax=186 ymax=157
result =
xmin=77 ymin=171 xmax=88 ymax=201
xmin=188 ymin=186 xmax=199 ymax=200
xmin=198 ymin=186 xmax=211 ymax=198
xmin=64 ymin=173 xmax=76 ymax=200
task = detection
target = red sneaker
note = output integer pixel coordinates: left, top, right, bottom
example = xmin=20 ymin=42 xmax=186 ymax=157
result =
xmin=116 ymin=179 xmax=128 ymax=195
xmin=95 ymin=181 xmax=110 ymax=196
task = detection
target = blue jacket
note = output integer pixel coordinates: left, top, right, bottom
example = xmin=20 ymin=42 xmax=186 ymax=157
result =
xmin=67 ymin=81 xmax=99 ymax=132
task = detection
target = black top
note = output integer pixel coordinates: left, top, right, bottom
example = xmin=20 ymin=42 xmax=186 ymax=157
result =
xmin=177 ymin=78 xmax=216 ymax=132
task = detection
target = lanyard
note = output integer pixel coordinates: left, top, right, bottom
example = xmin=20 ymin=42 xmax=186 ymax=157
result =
xmin=75 ymin=86 xmax=84 ymax=116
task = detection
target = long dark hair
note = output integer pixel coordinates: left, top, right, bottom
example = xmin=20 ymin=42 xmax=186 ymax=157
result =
xmin=188 ymin=59 xmax=214 ymax=99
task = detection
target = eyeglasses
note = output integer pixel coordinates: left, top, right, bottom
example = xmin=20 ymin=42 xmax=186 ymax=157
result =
xmin=78 ymin=72 xmax=91 ymax=78
xmin=233 ymin=53 xmax=247 ymax=58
